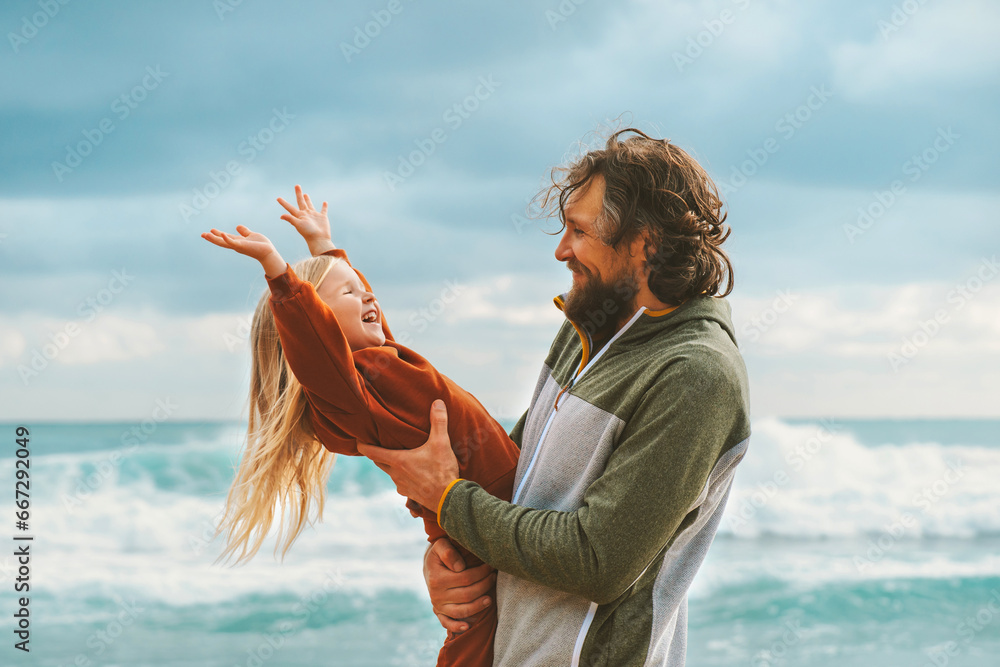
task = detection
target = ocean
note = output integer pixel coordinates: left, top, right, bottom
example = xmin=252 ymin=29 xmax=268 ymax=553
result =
xmin=0 ymin=418 xmax=997 ymax=666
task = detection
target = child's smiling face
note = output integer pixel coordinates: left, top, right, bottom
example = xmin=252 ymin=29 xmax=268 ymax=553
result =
xmin=315 ymin=261 xmax=386 ymax=351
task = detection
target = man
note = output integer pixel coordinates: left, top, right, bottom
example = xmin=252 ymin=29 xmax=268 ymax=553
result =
xmin=359 ymin=128 xmax=751 ymax=666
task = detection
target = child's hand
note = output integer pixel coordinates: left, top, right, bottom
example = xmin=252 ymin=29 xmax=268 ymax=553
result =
xmin=201 ymin=225 xmax=287 ymax=278
xmin=277 ymin=184 xmax=334 ymax=256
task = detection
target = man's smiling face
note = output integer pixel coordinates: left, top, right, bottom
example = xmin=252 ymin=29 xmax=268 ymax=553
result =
xmin=554 ymin=174 xmax=642 ymax=342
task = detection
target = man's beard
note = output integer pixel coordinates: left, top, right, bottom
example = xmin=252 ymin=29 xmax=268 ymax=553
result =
xmin=563 ymin=259 xmax=641 ymax=344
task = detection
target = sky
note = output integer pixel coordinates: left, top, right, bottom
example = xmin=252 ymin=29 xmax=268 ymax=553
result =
xmin=1 ymin=0 xmax=998 ymax=422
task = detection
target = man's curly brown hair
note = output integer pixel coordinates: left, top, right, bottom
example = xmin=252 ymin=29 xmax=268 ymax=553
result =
xmin=534 ymin=127 xmax=734 ymax=306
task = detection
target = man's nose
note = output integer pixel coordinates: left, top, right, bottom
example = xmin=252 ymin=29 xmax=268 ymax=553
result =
xmin=554 ymin=230 xmax=573 ymax=262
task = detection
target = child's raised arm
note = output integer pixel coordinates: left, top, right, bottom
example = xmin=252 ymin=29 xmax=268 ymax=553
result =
xmin=277 ymin=185 xmax=335 ymax=257
xmin=201 ymin=225 xmax=288 ymax=278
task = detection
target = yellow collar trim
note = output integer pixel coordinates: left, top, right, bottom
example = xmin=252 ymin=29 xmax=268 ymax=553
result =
xmin=644 ymin=304 xmax=681 ymax=317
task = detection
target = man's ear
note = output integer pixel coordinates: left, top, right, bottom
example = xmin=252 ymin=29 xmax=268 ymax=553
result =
xmin=629 ymin=230 xmax=654 ymax=274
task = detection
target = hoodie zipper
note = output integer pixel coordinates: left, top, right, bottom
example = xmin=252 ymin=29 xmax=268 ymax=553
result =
xmin=513 ymin=306 xmax=648 ymax=504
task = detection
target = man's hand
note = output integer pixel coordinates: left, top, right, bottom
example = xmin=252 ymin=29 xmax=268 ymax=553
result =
xmin=277 ymin=184 xmax=335 ymax=256
xmin=201 ymin=225 xmax=286 ymax=278
xmin=425 ymin=538 xmax=496 ymax=634
xmin=358 ymin=400 xmax=460 ymax=512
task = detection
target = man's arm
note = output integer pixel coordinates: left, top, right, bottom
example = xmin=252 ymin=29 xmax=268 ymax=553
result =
xmin=439 ymin=359 xmax=749 ymax=605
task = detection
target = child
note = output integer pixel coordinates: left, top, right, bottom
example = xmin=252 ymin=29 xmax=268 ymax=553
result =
xmin=201 ymin=186 xmax=518 ymax=667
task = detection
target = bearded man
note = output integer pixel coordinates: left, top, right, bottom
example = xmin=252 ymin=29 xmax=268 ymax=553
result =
xmin=360 ymin=127 xmax=752 ymax=667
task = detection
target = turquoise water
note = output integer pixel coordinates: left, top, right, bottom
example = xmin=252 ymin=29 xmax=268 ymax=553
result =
xmin=0 ymin=419 xmax=998 ymax=666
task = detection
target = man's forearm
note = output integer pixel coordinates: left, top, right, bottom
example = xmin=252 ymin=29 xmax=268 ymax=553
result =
xmin=441 ymin=482 xmax=624 ymax=602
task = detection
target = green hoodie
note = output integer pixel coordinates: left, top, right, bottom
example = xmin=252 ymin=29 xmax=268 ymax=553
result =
xmin=439 ymin=293 xmax=751 ymax=666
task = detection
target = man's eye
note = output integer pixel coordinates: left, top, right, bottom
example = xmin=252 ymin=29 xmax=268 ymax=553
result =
xmin=573 ymin=228 xmax=585 ymax=236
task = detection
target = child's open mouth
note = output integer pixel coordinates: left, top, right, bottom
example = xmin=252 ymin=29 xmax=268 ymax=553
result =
xmin=362 ymin=308 xmax=379 ymax=325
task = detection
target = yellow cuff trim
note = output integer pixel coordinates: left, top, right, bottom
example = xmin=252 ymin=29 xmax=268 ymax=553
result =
xmin=436 ymin=478 xmax=464 ymax=527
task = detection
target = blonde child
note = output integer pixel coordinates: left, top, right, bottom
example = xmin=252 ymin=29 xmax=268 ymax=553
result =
xmin=201 ymin=186 xmax=518 ymax=667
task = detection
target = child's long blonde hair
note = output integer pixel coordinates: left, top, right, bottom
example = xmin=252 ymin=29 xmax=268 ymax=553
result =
xmin=213 ymin=254 xmax=341 ymax=565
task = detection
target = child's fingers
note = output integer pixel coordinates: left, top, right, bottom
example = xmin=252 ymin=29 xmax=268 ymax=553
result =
xmin=203 ymin=231 xmax=239 ymax=250
xmin=321 ymin=201 xmax=328 ymax=215
xmin=201 ymin=232 xmax=230 ymax=249
xmin=216 ymin=229 xmax=247 ymax=246
xmin=235 ymin=224 xmax=253 ymax=237
xmin=303 ymin=193 xmax=313 ymax=210
xmin=276 ymin=197 xmax=298 ymax=216
xmin=295 ymin=184 xmax=306 ymax=209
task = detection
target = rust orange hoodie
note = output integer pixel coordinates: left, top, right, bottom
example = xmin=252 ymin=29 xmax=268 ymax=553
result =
xmin=265 ymin=248 xmax=518 ymax=667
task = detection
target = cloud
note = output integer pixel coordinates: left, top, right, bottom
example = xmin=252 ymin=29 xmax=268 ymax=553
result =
xmin=733 ymin=271 xmax=1000 ymax=361
xmin=0 ymin=325 xmax=27 ymax=367
xmin=4 ymin=313 xmax=164 ymax=368
xmin=438 ymin=273 xmax=567 ymax=327
xmin=3 ymin=0 xmax=1000 ymax=420
xmin=831 ymin=0 xmax=1000 ymax=102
